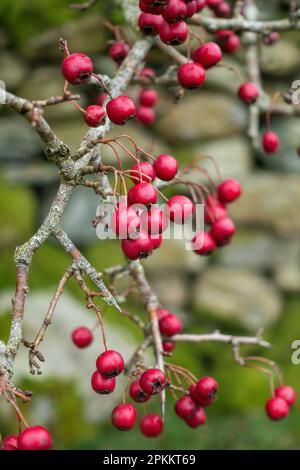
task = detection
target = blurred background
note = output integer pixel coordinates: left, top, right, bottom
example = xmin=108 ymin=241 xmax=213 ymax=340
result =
xmin=0 ymin=0 xmax=300 ymax=450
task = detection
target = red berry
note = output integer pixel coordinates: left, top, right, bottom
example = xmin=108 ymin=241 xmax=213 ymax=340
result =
xmin=275 ymin=386 xmax=297 ymax=407
xmin=185 ymin=0 xmax=197 ymax=18
xmin=140 ymin=368 xmax=166 ymax=395
xmin=163 ymin=340 xmax=175 ymax=352
xmin=204 ymin=203 xmax=227 ymax=225
xmin=106 ymin=96 xmax=136 ymax=125
xmin=157 ymin=308 xmax=170 ymax=320
xmin=110 ymin=206 xmax=141 ymax=237
xmin=137 ymin=106 xmax=156 ymax=125
xmin=129 ymin=379 xmax=151 ymax=403
xmin=84 ymin=105 xmax=106 ymax=127
xmin=196 ymin=0 xmax=207 ymax=11
xmin=264 ymin=31 xmax=280 ymax=46
xmin=139 ymin=88 xmax=158 ymax=107
xmin=149 ymin=233 xmax=163 ymax=249
xmin=91 ymin=370 xmax=116 ymax=394
xmin=140 ymin=413 xmax=163 ymax=437
xmin=189 ymin=384 xmax=215 ymax=406
xmin=97 ymin=92 xmax=108 ymax=106
xmin=192 ymin=42 xmax=222 ymax=69
xmin=128 ymin=182 xmax=157 ymax=206
xmin=185 ymin=406 xmax=207 ymax=427
xmin=207 ymin=0 xmax=222 ymax=8
xmin=163 ymin=0 xmax=187 ymax=24
xmin=96 ymin=350 xmax=124 ymax=378
xmin=159 ymin=313 xmax=183 ymax=336
xmin=266 ymin=397 xmax=289 ymax=420
xmin=109 ymin=42 xmax=130 ymax=64
xmin=262 ymin=130 xmax=279 ymax=154
xmin=129 ymin=161 xmax=156 ymax=183
xmin=154 ymin=154 xmax=178 ymax=181
xmin=195 ymin=376 xmax=219 ymax=400
xmin=238 ymin=82 xmax=259 ymax=104
xmin=167 ymin=195 xmax=195 ymax=223
xmin=62 ymin=53 xmax=93 ymax=85
xmin=217 ymin=178 xmax=241 ymax=204
xmin=139 ymin=0 xmax=166 ymax=15
xmin=18 ymin=426 xmax=52 ymax=450
xmin=121 ymin=230 xmax=153 ymax=260
xmin=215 ymin=1 xmax=232 ymax=17
xmin=141 ymin=207 xmax=168 ymax=234
xmin=112 ymin=403 xmax=137 ymax=431
xmin=3 ymin=435 xmax=18 ymax=450
xmin=211 ymin=217 xmax=235 ymax=246
xmin=72 ymin=326 xmax=93 ymax=348
xmin=192 ymin=231 xmax=216 ymax=255
xmin=138 ymin=13 xmax=163 ymax=35
xmin=216 ymin=30 xmax=240 ymax=53
xmin=177 ymin=63 xmax=206 ymax=89
xmin=159 ymin=19 xmax=188 ymax=45
xmin=140 ymin=67 xmax=157 ymax=80
xmin=175 ymin=395 xmax=197 ymax=419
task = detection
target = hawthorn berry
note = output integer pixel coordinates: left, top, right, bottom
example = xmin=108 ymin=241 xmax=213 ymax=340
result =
xmin=128 ymin=182 xmax=157 ymax=206
xmin=159 ymin=19 xmax=188 ymax=45
xmin=18 ymin=426 xmax=53 ymax=451
xmin=2 ymin=435 xmax=18 ymax=450
xmin=204 ymin=203 xmax=227 ymax=225
xmin=162 ymin=0 xmax=187 ymax=24
xmin=185 ymin=406 xmax=207 ymax=427
xmin=140 ymin=368 xmax=167 ymax=394
xmin=129 ymin=379 xmax=151 ymax=403
xmin=196 ymin=0 xmax=207 ymax=11
xmin=188 ymin=384 xmax=214 ymax=406
xmin=121 ymin=230 xmax=153 ymax=260
xmin=195 ymin=376 xmax=219 ymax=400
xmin=150 ymin=233 xmax=163 ymax=249
xmin=96 ymin=350 xmax=124 ymax=378
xmin=139 ymin=88 xmax=158 ymax=107
xmin=97 ymin=92 xmax=108 ymax=106
xmin=275 ymin=385 xmax=297 ymax=407
xmin=140 ymin=67 xmax=157 ymax=80
xmin=72 ymin=326 xmax=93 ymax=348
xmin=264 ymin=31 xmax=280 ymax=46
xmin=157 ymin=308 xmax=170 ymax=320
xmin=154 ymin=153 xmax=178 ymax=181
xmin=175 ymin=395 xmax=197 ymax=419
xmin=159 ymin=313 xmax=183 ymax=336
xmin=140 ymin=206 xmax=168 ymax=234
xmin=109 ymin=42 xmax=130 ymax=64
xmin=217 ymin=178 xmax=241 ymax=204
xmin=216 ymin=30 xmax=240 ymax=53
xmin=266 ymin=397 xmax=289 ymax=421
xmin=238 ymin=82 xmax=260 ymax=104
xmin=207 ymin=0 xmax=222 ymax=8
xmin=110 ymin=206 xmax=141 ymax=237
xmin=192 ymin=42 xmax=222 ymax=69
xmin=112 ymin=403 xmax=137 ymax=431
xmin=185 ymin=0 xmax=197 ymax=18
xmin=84 ymin=105 xmax=106 ymax=127
xmin=177 ymin=63 xmax=206 ymax=89
xmin=138 ymin=12 xmax=163 ymax=35
xmin=91 ymin=370 xmax=116 ymax=394
xmin=215 ymin=1 xmax=232 ymax=17
xmin=163 ymin=340 xmax=175 ymax=352
xmin=192 ymin=231 xmax=216 ymax=255
xmin=137 ymin=106 xmax=156 ymax=125
xmin=167 ymin=195 xmax=195 ymax=223
xmin=62 ymin=52 xmax=93 ymax=85
xmin=106 ymin=96 xmax=136 ymax=125
xmin=140 ymin=413 xmax=164 ymax=437
xmin=129 ymin=161 xmax=156 ymax=183
xmin=211 ymin=217 xmax=235 ymax=246
xmin=262 ymin=130 xmax=279 ymax=154
xmin=139 ymin=0 xmax=166 ymax=15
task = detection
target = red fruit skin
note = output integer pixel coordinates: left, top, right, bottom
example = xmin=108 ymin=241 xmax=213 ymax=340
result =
xmin=84 ymin=105 xmax=106 ymax=127
xmin=140 ymin=368 xmax=167 ymax=395
xmin=196 ymin=0 xmax=207 ymax=11
xmin=167 ymin=195 xmax=195 ymax=223
xmin=3 ymin=435 xmax=18 ymax=450
xmin=192 ymin=42 xmax=222 ymax=69
xmin=97 ymin=92 xmax=108 ymax=106
xmin=216 ymin=30 xmax=240 ymax=53
xmin=96 ymin=350 xmax=124 ymax=378
xmin=137 ymin=106 xmax=156 ymax=125
xmin=192 ymin=231 xmax=216 ymax=255
xmin=275 ymin=386 xmax=297 ymax=407
xmin=159 ymin=313 xmax=183 ymax=336
xmin=139 ymin=0 xmax=166 ymax=15
xmin=210 ymin=217 xmax=235 ymax=246
xmin=138 ymin=12 xmax=163 ymax=35
xmin=266 ymin=397 xmax=289 ymax=420
xmin=157 ymin=308 xmax=170 ymax=320
xmin=177 ymin=63 xmax=206 ymax=89
xmin=195 ymin=376 xmax=219 ymax=399
xmin=150 ymin=233 xmax=163 ymax=249
xmin=140 ymin=413 xmax=164 ymax=437
xmin=175 ymin=395 xmax=197 ymax=419
xmin=204 ymin=203 xmax=227 ymax=225
xmin=262 ymin=131 xmax=280 ymax=154
xmin=62 ymin=53 xmax=93 ymax=85
xmin=109 ymin=42 xmax=130 ymax=64
xmin=91 ymin=370 xmax=116 ymax=394
xmin=139 ymin=88 xmax=158 ymax=107
xmin=185 ymin=406 xmax=207 ymax=428
xmin=207 ymin=0 xmax=222 ymax=8
xmin=128 ymin=182 xmax=157 ymax=206
xmin=154 ymin=154 xmax=178 ymax=181
xmin=18 ymin=426 xmax=52 ymax=450
xmin=129 ymin=379 xmax=151 ymax=403
xmin=140 ymin=67 xmax=157 ymax=80
xmin=189 ymin=384 xmax=215 ymax=406
xmin=72 ymin=326 xmax=93 ymax=348
xmin=112 ymin=403 xmax=137 ymax=431
xmin=121 ymin=230 xmax=153 ymax=260
xmin=106 ymin=96 xmax=136 ymax=125
xmin=163 ymin=340 xmax=175 ymax=352
xmin=110 ymin=206 xmax=141 ymax=237
xmin=217 ymin=178 xmax=241 ymax=204
xmin=163 ymin=0 xmax=187 ymax=24
xmin=159 ymin=19 xmax=188 ymax=45
xmin=140 ymin=207 xmax=168 ymax=234
xmin=238 ymin=82 xmax=259 ymax=104
xmin=264 ymin=31 xmax=280 ymax=46
xmin=215 ymin=1 xmax=232 ymax=17
xmin=129 ymin=161 xmax=156 ymax=183
xmin=185 ymin=0 xmax=197 ymax=18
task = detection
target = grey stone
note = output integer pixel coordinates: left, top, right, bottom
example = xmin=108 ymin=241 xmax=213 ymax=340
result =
xmin=194 ymin=268 xmax=282 ymax=330
xmin=0 ymin=116 xmax=42 ymax=162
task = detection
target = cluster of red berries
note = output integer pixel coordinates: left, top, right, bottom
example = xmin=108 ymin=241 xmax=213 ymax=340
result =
xmin=158 ymin=307 xmax=183 ymax=353
xmin=91 ymin=349 xmax=125 ymax=395
xmin=266 ymin=385 xmax=297 ymax=421
xmin=1 ymin=426 xmax=52 ymax=451
xmin=175 ymin=376 xmax=218 ymax=428
xmin=137 ymin=87 xmax=158 ymax=125
xmin=192 ymin=178 xmax=241 ymax=256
